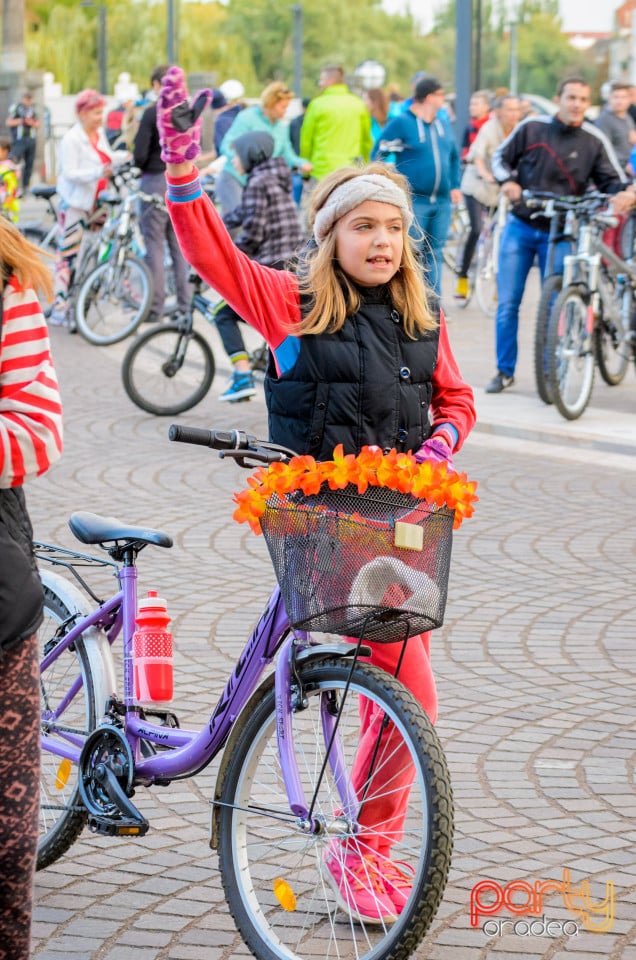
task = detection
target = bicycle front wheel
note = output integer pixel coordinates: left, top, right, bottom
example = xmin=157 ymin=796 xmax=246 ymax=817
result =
xmin=442 ymin=203 xmax=469 ymax=272
xmin=122 ymin=323 xmax=215 ymax=415
xmin=547 ymin=284 xmax=595 ymax=420
xmin=533 ymin=274 xmax=562 ymax=405
xmin=75 ymin=254 xmax=152 ymax=345
xmin=594 ymin=277 xmax=630 ymax=386
xmin=474 ymin=228 xmax=498 ymax=317
xmin=217 ymin=658 xmax=453 ymax=960
xmin=38 ymin=585 xmax=99 ymax=869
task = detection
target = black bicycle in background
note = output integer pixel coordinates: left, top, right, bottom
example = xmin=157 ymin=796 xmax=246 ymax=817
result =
xmin=121 ymin=272 xmax=268 ymax=416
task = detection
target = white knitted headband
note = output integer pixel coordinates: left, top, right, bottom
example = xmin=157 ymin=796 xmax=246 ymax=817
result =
xmin=313 ymin=174 xmax=413 ymax=243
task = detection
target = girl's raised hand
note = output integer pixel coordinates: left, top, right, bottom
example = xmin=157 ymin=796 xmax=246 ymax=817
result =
xmin=157 ymin=66 xmax=211 ymax=165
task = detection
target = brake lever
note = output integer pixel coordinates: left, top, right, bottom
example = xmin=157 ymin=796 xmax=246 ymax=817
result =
xmin=219 ymin=449 xmax=289 ymax=469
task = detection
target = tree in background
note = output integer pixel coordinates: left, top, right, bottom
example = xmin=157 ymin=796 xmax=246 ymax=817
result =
xmin=220 ymin=0 xmax=427 ymax=97
xmin=18 ymin=0 xmax=604 ymax=101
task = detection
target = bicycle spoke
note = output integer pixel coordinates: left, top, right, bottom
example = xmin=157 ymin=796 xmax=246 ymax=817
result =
xmin=217 ymin=661 xmax=451 ymax=960
xmin=548 ymin=287 xmax=595 ymax=420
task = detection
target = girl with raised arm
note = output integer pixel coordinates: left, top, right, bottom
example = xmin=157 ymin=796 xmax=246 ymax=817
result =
xmin=157 ymin=67 xmax=475 ymax=926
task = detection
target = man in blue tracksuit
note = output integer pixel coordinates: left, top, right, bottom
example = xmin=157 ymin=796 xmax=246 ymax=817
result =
xmin=372 ymin=75 xmax=461 ymax=296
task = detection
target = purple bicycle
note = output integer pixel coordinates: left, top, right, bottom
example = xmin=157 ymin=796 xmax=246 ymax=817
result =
xmin=35 ymin=426 xmax=453 ymax=960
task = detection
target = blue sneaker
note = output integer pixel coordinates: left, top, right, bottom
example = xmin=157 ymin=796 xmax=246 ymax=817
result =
xmin=218 ymin=371 xmax=257 ymax=403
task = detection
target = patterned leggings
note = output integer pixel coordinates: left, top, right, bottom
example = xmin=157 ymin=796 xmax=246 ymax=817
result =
xmin=0 ymin=634 xmax=39 ymax=960
xmin=52 ymin=205 xmax=87 ymax=314
xmin=353 ymin=632 xmax=437 ymax=856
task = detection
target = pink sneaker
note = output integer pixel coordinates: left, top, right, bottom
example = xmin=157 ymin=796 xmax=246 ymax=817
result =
xmin=322 ymin=840 xmax=396 ymax=925
xmin=374 ymin=855 xmax=415 ymax=914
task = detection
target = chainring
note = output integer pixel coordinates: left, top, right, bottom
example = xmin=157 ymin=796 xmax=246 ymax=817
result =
xmin=78 ymin=725 xmax=135 ymax=818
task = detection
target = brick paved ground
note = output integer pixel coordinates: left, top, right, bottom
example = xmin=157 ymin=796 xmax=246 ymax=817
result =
xmin=22 ymin=234 xmax=636 ymax=958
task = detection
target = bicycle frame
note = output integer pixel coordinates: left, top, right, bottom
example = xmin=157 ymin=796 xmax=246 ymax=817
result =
xmin=561 ymin=215 xmax=636 ymax=290
xmin=192 ymin=288 xmax=216 ymax=322
xmin=40 ymin=551 xmax=358 ymax=828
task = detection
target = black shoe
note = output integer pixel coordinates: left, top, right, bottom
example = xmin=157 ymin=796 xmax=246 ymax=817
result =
xmin=144 ymin=310 xmax=161 ymax=324
xmin=485 ymin=371 xmax=515 ymax=394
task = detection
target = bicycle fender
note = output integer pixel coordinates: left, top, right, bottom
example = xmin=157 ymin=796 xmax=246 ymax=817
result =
xmin=39 ymin=568 xmax=117 ymax=717
xmin=294 ymin=642 xmax=372 ymax=665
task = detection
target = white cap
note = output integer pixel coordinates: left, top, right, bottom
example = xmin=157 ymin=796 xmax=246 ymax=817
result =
xmin=220 ymin=79 xmax=245 ymax=102
xmin=138 ymin=591 xmax=167 ymax=611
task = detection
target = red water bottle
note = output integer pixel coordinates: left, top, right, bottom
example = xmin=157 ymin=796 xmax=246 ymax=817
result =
xmin=133 ymin=591 xmax=173 ymax=702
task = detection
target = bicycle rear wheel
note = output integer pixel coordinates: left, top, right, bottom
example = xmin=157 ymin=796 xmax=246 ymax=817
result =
xmin=216 ymin=658 xmax=453 ymax=960
xmin=547 ymin=284 xmax=595 ymax=420
xmin=75 ymin=254 xmax=152 ymax=346
xmin=122 ymin=322 xmax=215 ymax=415
xmin=593 ymin=276 xmax=630 ymax=386
xmin=38 ymin=585 xmax=99 ymax=869
xmin=533 ymin=274 xmax=562 ymax=405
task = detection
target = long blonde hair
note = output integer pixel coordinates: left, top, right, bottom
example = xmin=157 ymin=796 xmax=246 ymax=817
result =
xmin=0 ymin=218 xmax=53 ymax=300
xmin=298 ymin=163 xmax=436 ymax=338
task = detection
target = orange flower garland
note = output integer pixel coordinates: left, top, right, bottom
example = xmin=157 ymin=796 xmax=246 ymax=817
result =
xmin=233 ymin=444 xmax=478 ymax=535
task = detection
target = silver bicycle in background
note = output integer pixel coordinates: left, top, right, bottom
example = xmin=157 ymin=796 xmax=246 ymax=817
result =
xmin=545 ymin=194 xmax=636 ymax=419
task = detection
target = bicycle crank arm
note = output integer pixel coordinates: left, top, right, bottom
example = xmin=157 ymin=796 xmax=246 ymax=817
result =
xmin=88 ymin=764 xmax=149 ymax=836
xmin=79 ymin=726 xmax=149 ymax=836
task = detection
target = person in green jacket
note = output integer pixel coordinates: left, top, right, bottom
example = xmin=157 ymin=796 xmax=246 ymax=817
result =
xmin=216 ymin=81 xmax=312 ymax=216
xmin=300 ymin=65 xmax=373 ymax=181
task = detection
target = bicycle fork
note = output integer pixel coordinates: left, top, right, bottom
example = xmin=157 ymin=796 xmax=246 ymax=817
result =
xmin=275 ymin=634 xmax=369 ymax=837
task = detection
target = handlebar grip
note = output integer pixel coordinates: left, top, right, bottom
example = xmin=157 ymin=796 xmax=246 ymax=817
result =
xmin=168 ymin=425 xmax=255 ymax=449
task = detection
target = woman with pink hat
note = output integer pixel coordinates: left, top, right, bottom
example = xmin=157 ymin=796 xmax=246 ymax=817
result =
xmin=50 ymin=89 xmax=129 ymax=326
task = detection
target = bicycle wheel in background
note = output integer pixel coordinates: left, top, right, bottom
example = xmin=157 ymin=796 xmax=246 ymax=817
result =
xmin=547 ymin=284 xmax=595 ymax=420
xmin=75 ymin=254 xmax=152 ymax=346
xmin=20 ymin=225 xmax=58 ymax=269
xmin=443 ymin=203 xmax=470 ymax=272
xmin=249 ymin=341 xmax=269 ymax=376
xmin=216 ymin=658 xmax=453 ymax=960
xmin=38 ymin=585 xmax=99 ymax=869
xmin=533 ymin=274 xmax=562 ymax=405
xmin=474 ymin=227 xmax=498 ymax=317
xmin=594 ymin=273 xmax=630 ymax=386
xmin=122 ymin=322 xmax=215 ymax=415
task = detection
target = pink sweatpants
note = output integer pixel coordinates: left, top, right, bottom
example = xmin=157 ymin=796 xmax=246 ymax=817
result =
xmin=352 ymin=632 xmax=437 ymax=856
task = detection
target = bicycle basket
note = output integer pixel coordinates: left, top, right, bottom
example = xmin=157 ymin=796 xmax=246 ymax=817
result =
xmin=260 ymin=485 xmax=454 ymax=643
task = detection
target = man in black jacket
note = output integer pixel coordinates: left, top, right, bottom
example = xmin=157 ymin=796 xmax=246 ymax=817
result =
xmin=133 ymin=66 xmax=195 ymax=323
xmin=485 ymin=76 xmax=635 ymax=394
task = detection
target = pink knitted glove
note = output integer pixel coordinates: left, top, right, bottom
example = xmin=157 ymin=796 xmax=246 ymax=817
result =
xmin=414 ymin=436 xmax=454 ymax=469
xmin=157 ymin=66 xmax=211 ymax=164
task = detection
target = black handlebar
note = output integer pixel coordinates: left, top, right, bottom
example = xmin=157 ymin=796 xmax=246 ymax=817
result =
xmin=522 ymin=189 xmax=610 ymax=211
xmin=168 ymin=425 xmax=296 ymax=466
xmin=168 ymin=425 xmax=255 ymax=449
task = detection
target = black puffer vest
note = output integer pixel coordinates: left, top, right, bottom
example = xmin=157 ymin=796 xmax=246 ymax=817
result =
xmin=265 ymin=287 xmax=440 ymax=459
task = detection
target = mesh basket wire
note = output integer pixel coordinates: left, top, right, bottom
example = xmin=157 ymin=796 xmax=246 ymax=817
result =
xmin=260 ymin=485 xmax=454 ymax=643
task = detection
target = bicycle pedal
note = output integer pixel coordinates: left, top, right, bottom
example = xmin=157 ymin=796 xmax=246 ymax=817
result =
xmin=87 ymin=814 xmax=149 ymax=837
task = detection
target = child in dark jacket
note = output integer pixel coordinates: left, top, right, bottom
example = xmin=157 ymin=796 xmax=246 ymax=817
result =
xmin=215 ymin=130 xmax=303 ymax=402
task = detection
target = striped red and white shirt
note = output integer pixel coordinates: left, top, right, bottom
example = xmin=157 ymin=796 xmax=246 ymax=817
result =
xmin=0 ymin=276 xmax=63 ymax=487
